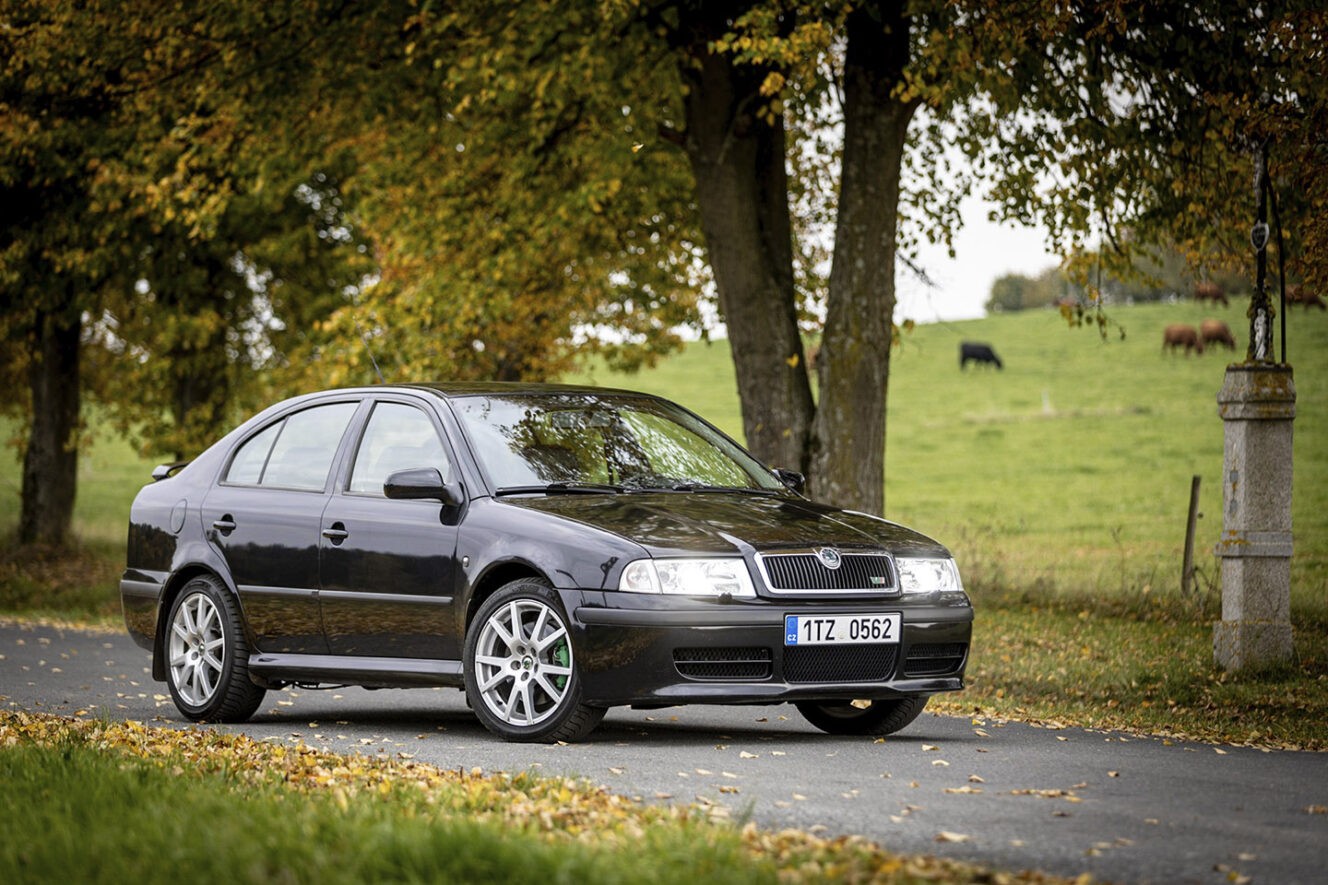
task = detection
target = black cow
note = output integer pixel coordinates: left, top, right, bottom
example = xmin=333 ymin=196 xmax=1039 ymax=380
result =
xmin=960 ymin=341 xmax=1003 ymax=370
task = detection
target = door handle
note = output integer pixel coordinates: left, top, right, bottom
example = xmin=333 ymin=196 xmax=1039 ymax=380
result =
xmin=212 ymin=516 xmax=236 ymax=536
xmin=322 ymin=522 xmax=349 ymax=544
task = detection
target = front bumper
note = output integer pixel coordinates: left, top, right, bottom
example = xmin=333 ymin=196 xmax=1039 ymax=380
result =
xmin=561 ymin=588 xmax=973 ymax=707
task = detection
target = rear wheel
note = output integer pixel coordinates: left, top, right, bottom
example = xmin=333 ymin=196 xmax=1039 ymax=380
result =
xmin=463 ymin=579 xmax=604 ymax=743
xmin=164 ymin=575 xmax=265 ymax=722
xmin=796 ymin=696 xmax=928 ymax=736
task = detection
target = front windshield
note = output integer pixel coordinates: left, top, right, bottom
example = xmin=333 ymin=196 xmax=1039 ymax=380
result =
xmin=450 ymin=393 xmax=786 ymax=493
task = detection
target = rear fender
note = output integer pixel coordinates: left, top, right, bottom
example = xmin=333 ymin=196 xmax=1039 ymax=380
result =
xmin=151 ymin=544 xmax=247 ymax=682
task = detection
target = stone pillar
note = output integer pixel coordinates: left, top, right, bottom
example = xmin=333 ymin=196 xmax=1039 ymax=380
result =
xmin=1213 ymin=364 xmax=1295 ymax=670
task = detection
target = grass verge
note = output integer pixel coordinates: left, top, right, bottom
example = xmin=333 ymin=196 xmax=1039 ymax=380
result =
xmin=0 ymin=711 xmax=1070 ymax=885
xmin=931 ymin=596 xmax=1328 ymax=751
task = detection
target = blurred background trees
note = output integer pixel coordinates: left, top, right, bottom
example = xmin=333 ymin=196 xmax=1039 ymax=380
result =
xmin=985 ymin=243 xmax=1253 ymax=314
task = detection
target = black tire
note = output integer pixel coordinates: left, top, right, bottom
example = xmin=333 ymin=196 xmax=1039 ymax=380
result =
xmin=796 ymin=696 xmax=929 ymax=736
xmin=463 ymin=579 xmax=604 ymax=743
xmin=163 ymin=574 xmax=265 ymax=722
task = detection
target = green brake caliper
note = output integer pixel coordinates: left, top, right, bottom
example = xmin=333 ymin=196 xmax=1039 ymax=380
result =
xmin=551 ymin=640 xmax=570 ymax=690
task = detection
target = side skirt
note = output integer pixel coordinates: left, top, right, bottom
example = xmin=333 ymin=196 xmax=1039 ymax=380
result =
xmin=248 ymin=652 xmax=464 ymax=690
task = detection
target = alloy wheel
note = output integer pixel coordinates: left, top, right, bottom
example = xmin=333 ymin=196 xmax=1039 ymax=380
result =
xmin=473 ymin=599 xmax=574 ymax=727
xmin=168 ymin=591 xmax=226 ymax=707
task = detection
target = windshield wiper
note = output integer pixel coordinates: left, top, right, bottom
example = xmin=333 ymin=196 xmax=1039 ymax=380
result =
xmin=668 ymin=483 xmax=780 ymax=496
xmin=495 ymin=482 xmax=627 ymax=496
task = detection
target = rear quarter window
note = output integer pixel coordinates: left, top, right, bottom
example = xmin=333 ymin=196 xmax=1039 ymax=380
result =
xmin=224 ymin=422 xmax=281 ymax=485
xmin=223 ymin=402 xmax=358 ymax=490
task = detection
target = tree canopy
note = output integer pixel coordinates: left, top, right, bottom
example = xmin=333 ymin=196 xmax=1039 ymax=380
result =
xmin=959 ymin=1 xmax=1327 ymax=301
xmin=4 ymin=0 xmax=1326 ymax=543
xmin=0 ymin=0 xmax=372 ymax=540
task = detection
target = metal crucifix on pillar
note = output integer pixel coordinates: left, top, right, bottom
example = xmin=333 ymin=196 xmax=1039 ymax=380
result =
xmin=1248 ymin=142 xmax=1274 ymax=363
xmin=1213 ymin=139 xmax=1296 ymax=671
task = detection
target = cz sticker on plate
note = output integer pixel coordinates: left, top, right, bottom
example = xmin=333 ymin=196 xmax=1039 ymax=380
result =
xmin=784 ymin=613 xmax=901 ymax=646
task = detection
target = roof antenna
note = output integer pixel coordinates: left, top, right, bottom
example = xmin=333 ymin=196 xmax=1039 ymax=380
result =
xmin=353 ymin=314 xmax=386 ymax=384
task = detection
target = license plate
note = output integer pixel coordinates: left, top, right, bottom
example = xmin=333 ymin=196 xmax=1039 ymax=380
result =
xmin=784 ymin=613 xmax=901 ymax=646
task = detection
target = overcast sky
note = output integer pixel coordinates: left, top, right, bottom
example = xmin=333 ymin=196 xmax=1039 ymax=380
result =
xmin=896 ymin=194 xmax=1060 ymax=323
xmin=681 ymin=193 xmax=1061 ymax=341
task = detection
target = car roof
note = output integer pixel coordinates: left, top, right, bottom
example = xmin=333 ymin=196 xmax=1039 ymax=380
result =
xmin=336 ymin=382 xmax=659 ymax=400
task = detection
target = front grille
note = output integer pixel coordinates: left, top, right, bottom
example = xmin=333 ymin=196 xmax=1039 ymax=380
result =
xmin=673 ymin=647 xmax=772 ymax=681
xmin=759 ymin=552 xmax=896 ymax=593
xmin=903 ymin=643 xmax=968 ymax=677
xmin=783 ymin=644 xmax=897 ymax=683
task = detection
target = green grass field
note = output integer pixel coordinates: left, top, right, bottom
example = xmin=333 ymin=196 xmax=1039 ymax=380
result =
xmin=3 ymin=298 xmax=1326 ymax=746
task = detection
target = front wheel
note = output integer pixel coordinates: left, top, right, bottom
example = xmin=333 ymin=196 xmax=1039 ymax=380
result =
xmin=796 ymin=696 xmax=929 ymax=736
xmin=163 ymin=575 xmax=265 ymax=722
xmin=463 ymin=580 xmax=604 ymax=743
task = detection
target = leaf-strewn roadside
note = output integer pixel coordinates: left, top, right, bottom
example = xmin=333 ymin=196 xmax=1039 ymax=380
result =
xmin=0 ymin=710 xmax=1075 ymax=885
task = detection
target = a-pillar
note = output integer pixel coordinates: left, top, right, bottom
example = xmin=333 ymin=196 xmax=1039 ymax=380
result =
xmin=1213 ymin=364 xmax=1296 ymax=670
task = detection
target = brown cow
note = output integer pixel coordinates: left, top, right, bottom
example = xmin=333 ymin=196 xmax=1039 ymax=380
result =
xmin=1194 ymin=281 xmax=1229 ymax=306
xmin=1199 ymin=318 xmax=1236 ymax=350
xmin=1163 ymin=323 xmax=1204 ymax=356
xmin=1287 ymin=284 xmax=1327 ymax=310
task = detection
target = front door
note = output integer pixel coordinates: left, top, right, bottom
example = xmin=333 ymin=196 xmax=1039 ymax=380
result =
xmin=319 ymin=400 xmax=461 ymax=659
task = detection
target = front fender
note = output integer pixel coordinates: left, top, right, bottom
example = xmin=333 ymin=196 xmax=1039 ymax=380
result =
xmin=458 ymin=498 xmax=647 ymax=592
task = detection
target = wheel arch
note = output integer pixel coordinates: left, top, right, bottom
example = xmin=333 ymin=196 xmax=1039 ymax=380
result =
xmin=462 ymin=561 xmax=551 ymax=638
xmin=152 ymin=565 xmax=242 ymax=682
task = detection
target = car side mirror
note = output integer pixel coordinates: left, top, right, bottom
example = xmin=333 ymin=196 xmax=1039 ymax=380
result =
xmin=773 ymin=468 xmax=805 ymax=495
xmin=384 ymin=468 xmax=463 ymax=507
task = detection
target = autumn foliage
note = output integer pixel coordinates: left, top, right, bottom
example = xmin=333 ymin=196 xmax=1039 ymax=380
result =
xmin=4 ymin=1 xmax=1327 ymax=541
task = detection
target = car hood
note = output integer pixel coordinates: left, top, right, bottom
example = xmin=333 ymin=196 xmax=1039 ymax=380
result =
xmin=505 ymin=492 xmax=950 ymax=558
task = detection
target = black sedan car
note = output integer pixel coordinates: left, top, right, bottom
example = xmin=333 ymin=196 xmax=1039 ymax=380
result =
xmin=122 ymin=383 xmax=972 ymax=742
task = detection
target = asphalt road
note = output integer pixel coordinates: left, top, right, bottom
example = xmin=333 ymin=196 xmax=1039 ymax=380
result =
xmin=3 ymin=621 xmax=1325 ymax=885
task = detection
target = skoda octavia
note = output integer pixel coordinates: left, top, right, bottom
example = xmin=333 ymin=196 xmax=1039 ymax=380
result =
xmin=121 ymin=383 xmax=972 ymax=742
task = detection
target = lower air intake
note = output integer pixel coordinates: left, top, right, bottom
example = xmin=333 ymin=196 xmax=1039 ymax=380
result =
xmin=673 ymin=647 xmax=773 ymax=681
xmin=783 ymin=644 xmax=898 ymax=683
xmin=902 ymin=642 xmax=968 ymax=676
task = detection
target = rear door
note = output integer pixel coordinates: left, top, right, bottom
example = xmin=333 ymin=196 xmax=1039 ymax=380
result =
xmin=201 ymin=400 xmax=361 ymax=654
xmin=318 ymin=398 xmax=462 ymax=659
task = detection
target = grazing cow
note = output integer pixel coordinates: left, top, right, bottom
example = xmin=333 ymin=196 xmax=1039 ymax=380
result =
xmin=960 ymin=341 xmax=1003 ymax=370
xmin=1194 ymin=281 xmax=1229 ymax=306
xmin=1199 ymin=318 xmax=1237 ymax=350
xmin=806 ymin=343 xmax=821 ymax=372
xmin=1287 ymin=284 xmax=1327 ymax=310
xmin=1163 ymin=323 xmax=1204 ymax=356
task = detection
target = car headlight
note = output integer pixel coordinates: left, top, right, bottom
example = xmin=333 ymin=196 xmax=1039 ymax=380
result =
xmin=897 ymin=557 xmax=963 ymax=594
xmin=618 ymin=558 xmax=756 ymax=598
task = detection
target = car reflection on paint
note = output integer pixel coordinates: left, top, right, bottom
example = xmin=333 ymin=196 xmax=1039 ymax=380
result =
xmin=121 ymin=383 xmax=972 ymax=742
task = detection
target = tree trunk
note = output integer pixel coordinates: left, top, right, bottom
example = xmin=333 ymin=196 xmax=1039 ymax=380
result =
xmin=678 ymin=22 xmax=813 ymax=473
xmin=168 ymin=259 xmax=234 ymax=461
xmin=808 ymin=5 xmax=917 ymax=514
xmin=19 ymin=304 xmax=81 ymax=546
